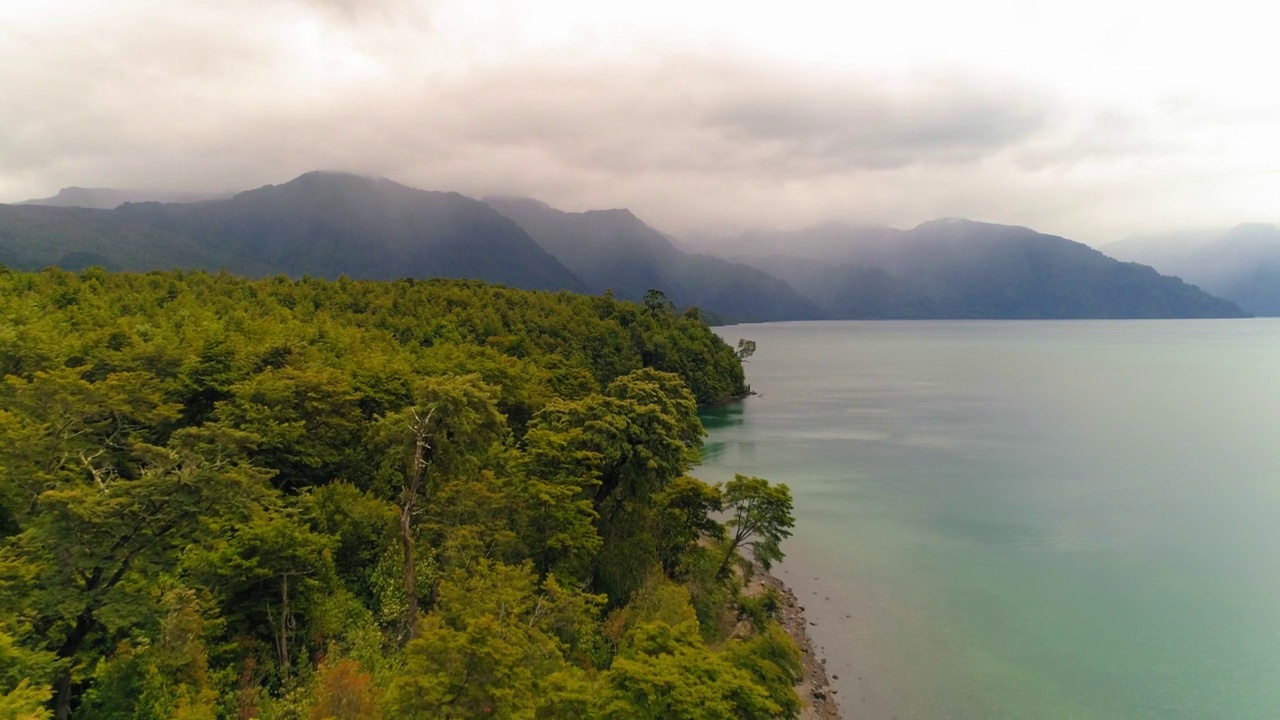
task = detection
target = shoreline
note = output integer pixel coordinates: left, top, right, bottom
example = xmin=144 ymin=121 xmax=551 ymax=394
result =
xmin=753 ymin=568 xmax=842 ymax=719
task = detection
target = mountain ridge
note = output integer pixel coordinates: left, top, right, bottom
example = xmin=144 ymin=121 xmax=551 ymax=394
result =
xmin=695 ymin=218 xmax=1248 ymax=319
xmin=1 ymin=172 xmax=585 ymax=292
xmin=1105 ymin=223 xmax=1280 ymax=315
xmin=18 ymin=186 xmax=228 ymax=208
xmin=0 ymin=172 xmax=1252 ymax=320
xmin=484 ymin=195 xmax=826 ymax=323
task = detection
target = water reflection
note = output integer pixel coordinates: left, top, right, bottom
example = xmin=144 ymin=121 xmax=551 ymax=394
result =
xmin=697 ymin=319 xmax=1280 ymax=719
xmin=698 ymin=401 xmax=746 ymax=464
xmin=699 ymin=401 xmax=745 ymax=430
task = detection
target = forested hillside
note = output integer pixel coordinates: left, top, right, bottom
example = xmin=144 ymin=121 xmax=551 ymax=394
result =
xmin=1106 ymin=224 xmax=1280 ymax=316
xmin=0 ymin=173 xmax=585 ymax=293
xmin=17 ymin=187 xmax=225 ymax=209
xmin=713 ymin=219 xmax=1249 ymax=319
xmin=485 ymin=198 xmax=825 ymax=323
xmin=0 ymin=268 xmax=799 ymax=719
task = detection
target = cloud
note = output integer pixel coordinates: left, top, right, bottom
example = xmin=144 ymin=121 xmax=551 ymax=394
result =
xmin=0 ymin=0 xmax=1275 ymax=244
xmin=705 ymin=71 xmax=1055 ymax=171
xmin=415 ymin=57 xmax=1059 ymax=178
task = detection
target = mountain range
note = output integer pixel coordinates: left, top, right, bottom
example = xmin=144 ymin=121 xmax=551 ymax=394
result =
xmin=1105 ymin=224 xmax=1280 ymax=316
xmin=3 ymin=171 xmax=1251 ymax=321
xmin=483 ymin=197 xmax=824 ymax=322
xmin=696 ymin=219 xmax=1247 ymax=319
xmin=17 ymin=186 xmax=227 ymax=209
xmin=3 ymin=172 xmax=582 ymax=292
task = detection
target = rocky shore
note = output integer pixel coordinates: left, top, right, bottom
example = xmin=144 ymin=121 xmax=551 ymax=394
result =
xmin=754 ymin=570 xmax=843 ymax=719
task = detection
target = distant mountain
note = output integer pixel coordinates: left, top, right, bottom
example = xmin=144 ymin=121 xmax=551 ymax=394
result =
xmin=0 ymin=204 xmax=242 ymax=273
xmin=1 ymin=174 xmax=1252 ymax=320
xmin=1106 ymin=224 xmax=1280 ymax=316
xmin=0 ymin=172 xmax=584 ymax=292
xmin=699 ymin=219 xmax=1248 ymax=319
xmin=1103 ymin=229 xmax=1224 ymax=271
xmin=484 ymin=197 xmax=825 ymax=323
xmin=693 ymin=222 xmax=904 ymax=262
xmin=737 ymin=255 xmax=938 ymax=319
xmin=17 ymin=186 xmax=226 ymax=209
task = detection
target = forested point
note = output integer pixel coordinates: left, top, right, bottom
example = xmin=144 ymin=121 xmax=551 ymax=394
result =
xmin=0 ymin=267 xmax=800 ymax=719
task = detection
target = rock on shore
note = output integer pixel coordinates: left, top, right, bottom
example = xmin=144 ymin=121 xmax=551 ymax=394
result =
xmin=754 ymin=571 xmax=842 ymax=719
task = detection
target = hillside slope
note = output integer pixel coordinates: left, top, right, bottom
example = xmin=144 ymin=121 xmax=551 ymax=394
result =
xmin=0 ymin=172 xmax=585 ymax=292
xmin=1107 ymin=224 xmax=1280 ymax=316
xmin=486 ymin=197 xmax=825 ymax=323
xmin=17 ymin=186 xmax=226 ymax=208
xmin=702 ymin=219 xmax=1248 ymax=319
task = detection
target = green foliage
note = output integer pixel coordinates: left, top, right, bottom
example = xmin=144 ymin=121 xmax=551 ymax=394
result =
xmin=653 ymin=477 xmax=723 ymax=576
xmin=185 ymin=511 xmax=336 ymax=684
xmin=643 ymin=289 xmax=675 ymax=317
xmin=675 ymin=545 xmax=738 ymax=639
xmin=0 ymin=680 xmax=51 ymax=720
xmin=726 ymin=624 xmax=804 ymax=719
xmin=595 ymin=578 xmax=799 ymax=719
xmin=384 ymin=561 xmax=599 ymax=719
xmin=298 ymin=483 xmax=398 ymax=606
xmin=4 ymin=428 xmax=272 ymax=716
xmin=0 ymin=622 xmax=54 ymax=720
xmin=78 ymin=587 xmax=219 ymax=720
xmin=213 ymin=366 xmax=366 ymax=491
xmin=719 ymin=475 xmax=796 ymax=576
xmin=737 ymin=587 xmax=783 ymax=633
xmin=597 ymin=620 xmax=779 ymax=720
xmin=602 ymin=574 xmax=700 ymax=647
xmin=0 ymin=268 xmax=790 ymax=719
xmin=523 ymin=369 xmax=704 ymax=602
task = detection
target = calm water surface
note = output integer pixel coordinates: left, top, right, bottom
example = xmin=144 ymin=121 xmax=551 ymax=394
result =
xmin=698 ymin=320 xmax=1280 ymax=719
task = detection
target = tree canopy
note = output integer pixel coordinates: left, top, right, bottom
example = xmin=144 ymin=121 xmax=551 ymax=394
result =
xmin=0 ymin=267 xmax=795 ymax=719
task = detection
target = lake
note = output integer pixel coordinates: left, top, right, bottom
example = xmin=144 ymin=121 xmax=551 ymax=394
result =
xmin=697 ymin=320 xmax=1280 ymax=719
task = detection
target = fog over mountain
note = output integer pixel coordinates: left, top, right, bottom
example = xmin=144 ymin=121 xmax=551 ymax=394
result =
xmin=738 ymin=254 xmax=939 ymax=319
xmin=692 ymin=219 xmax=1247 ymax=319
xmin=0 ymin=171 xmax=1248 ymax=320
xmin=0 ymin=172 xmax=584 ymax=292
xmin=18 ymin=187 xmax=227 ymax=209
xmin=484 ymin=197 xmax=824 ymax=323
xmin=4 ymin=5 xmax=1278 ymax=720
xmin=3 ymin=0 xmax=1279 ymax=247
xmin=1106 ymin=224 xmax=1280 ymax=315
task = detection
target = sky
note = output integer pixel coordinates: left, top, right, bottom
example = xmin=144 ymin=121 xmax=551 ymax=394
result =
xmin=2 ymin=0 xmax=1278 ymax=246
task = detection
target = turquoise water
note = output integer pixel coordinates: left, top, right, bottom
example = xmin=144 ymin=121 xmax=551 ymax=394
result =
xmin=698 ymin=320 xmax=1280 ymax=719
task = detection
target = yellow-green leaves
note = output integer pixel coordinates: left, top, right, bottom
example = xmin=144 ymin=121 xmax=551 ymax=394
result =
xmin=720 ymin=475 xmax=795 ymax=575
xmin=386 ymin=561 xmax=598 ymax=720
xmin=0 ymin=268 xmax=772 ymax=718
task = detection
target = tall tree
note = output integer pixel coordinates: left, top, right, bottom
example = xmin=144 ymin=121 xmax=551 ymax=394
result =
xmin=716 ymin=475 xmax=795 ymax=578
xmin=2 ymin=427 xmax=271 ymax=719
xmin=372 ymin=376 xmax=505 ymax=640
xmin=385 ymin=561 xmax=598 ymax=719
xmin=186 ymin=511 xmax=335 ymax=685
xmin=597 ymin=620 xmax=780 ymax=720
xmin=0 ymin=268 xmax=777 ymax=717
xmin=652 ymin=476 xmax=723 ymax=576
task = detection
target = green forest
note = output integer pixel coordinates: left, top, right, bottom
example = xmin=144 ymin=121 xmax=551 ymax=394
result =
xmin=0 ymin=267 xmax=801 ymax=720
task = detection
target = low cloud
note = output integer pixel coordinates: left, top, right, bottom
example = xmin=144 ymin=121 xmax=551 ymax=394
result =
xmin=0 ymin=0 xmax=1272 ymax=244
xmin=705 ymin=71 xmax=1055 ymax=171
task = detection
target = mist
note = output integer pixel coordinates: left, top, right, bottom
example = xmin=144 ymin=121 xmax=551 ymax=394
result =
xmin=3 ymin=0 xmax=1279 ymax=247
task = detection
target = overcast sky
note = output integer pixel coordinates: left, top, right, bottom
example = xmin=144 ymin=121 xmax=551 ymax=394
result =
xmin=3 ymin=0 xmax=1277 ymax=245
